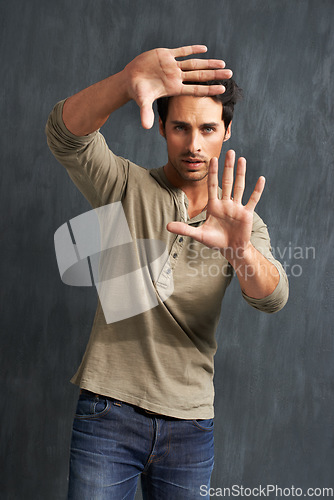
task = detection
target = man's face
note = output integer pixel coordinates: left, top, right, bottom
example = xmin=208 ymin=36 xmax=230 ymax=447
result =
xmin=160 ymin=95 xmax=231 ymax=185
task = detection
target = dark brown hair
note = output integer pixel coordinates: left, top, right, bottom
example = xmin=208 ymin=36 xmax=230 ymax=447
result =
xmin=157 ymin=78 xmax=243 ymax=131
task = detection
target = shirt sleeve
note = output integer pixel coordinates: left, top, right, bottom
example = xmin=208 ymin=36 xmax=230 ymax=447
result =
xmin=241 ymin=212 xmax=289 ymax=313
xmin=45 ymin=99 xmax=129 ymax=207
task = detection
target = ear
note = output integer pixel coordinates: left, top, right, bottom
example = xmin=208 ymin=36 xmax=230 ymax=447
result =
xmin=223 ymin=121 xmax=232 ymax=142
xmin=159 ymin=118 xmax=166 ymax=139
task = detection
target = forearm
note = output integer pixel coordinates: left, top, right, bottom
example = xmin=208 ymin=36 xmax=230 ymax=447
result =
xmin=62 ymin=69 xmax=130 ymax=136
xmin=226 ymin=243 xmax=280 ymax=299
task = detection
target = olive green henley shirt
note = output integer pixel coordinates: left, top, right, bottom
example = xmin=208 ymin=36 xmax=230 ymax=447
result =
xmin=46 ymin=100 xmax=289 ymax=419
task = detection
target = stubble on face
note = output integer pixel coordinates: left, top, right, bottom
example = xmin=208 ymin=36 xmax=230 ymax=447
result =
xmin=170 ymin=155 xmax=210 ymax=182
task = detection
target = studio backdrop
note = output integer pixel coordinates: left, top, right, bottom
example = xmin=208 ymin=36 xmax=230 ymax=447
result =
xmin=1 ymin=0 xmax=333 ymax=499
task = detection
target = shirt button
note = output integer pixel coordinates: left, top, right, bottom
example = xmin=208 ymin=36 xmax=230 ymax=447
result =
xmin=179 ymin=237 xmax=183 ymax=243
xmin=166 ymin=268 xmax=171 ymax=274
xmin=173 ymin=253 xmax=177 ymax=259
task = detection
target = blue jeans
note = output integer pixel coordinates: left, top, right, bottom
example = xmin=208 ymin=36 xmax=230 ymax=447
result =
xmin=67 ymin=391 xmax=214 ymax=499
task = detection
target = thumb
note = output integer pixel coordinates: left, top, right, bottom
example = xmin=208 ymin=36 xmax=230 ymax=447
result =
xmin=167 ymin=221 xmax=198 ymax=239
xmin=140 ymin=103 xmax=155 ymax=129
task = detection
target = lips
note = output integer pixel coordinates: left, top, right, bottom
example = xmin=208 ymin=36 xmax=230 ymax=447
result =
xmin=182 ymin=158 xmax=204 ymax=168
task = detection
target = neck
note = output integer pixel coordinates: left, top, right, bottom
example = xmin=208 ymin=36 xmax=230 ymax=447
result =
xmin=163 ymin=164 xmax=208 ymax=200
xmin=163 ymin=164 xmax=208 ymax=217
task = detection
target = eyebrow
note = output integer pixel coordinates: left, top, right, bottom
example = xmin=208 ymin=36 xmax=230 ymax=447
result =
xmin=170 ymin=120 xmax=220 ymax=128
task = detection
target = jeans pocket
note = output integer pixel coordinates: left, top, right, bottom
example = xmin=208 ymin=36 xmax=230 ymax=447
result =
xmin=191 ymin=418 xmax=214 ymax=431
xmin=74 ymin=394 xmax=112 ymax=419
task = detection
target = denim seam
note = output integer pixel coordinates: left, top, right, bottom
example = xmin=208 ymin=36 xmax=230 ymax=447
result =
xmin=147 ymin=419 xmax=171 ymax=465
xmin=142 ymin=417 xmax=155 ymax=473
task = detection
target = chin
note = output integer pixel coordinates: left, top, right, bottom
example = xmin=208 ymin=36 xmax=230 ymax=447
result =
xmin=171 ymin=162 xmax=208 ymax=182
xmin=183 ymin=171 xmax=208 ymax=182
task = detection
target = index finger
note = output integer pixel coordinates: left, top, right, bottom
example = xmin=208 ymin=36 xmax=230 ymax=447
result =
xmin=208 ymin=157 xmax=219 ymax=201
xmin=221 ymin=150 xmax=235 ymax=200
xmin=172 ymin=45 xmax=208 ymax=58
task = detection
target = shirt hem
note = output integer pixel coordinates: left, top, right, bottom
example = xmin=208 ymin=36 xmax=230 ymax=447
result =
xmin=71 ymin=379 xmax=214 ymax=420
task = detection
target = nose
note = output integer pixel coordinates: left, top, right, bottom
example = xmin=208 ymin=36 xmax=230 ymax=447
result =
xmin=188 ymin=130 xmax=201 ymax=153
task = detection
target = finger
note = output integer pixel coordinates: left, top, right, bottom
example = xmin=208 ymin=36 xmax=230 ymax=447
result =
xmin=166 ymin=221 xmax=199 ymax=239
xmin=221 ymin=150 xmax=235 ymax=200
xmin=140 ymin=103 xmax=154 ymax=129
xmin=181 ymin=84 xmax=226 ymax=96
xmin=172 ymin=45 xmax=208 ymax=58
xmin=178 ymin=58 xmax=226 ymax=70
xmin=245 ymin=176 xmax=266 ymax=212
xmin=208 ymin=157 xmax=219 ymax=201
xmin=182 ymin=68 xmax=233 ymax=82
xmin=233 ymin=157 xmax=246 ymax=203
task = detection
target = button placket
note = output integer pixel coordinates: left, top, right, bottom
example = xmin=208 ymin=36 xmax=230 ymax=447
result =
xmin=157 ymin=192 xmax=187 ymax=287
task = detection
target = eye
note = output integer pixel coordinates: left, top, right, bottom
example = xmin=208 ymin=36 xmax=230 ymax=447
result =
xmin=202 ymin=126 xmax=215 ymax=134
xmin=175 ymin=125 xmax=185 ymax=131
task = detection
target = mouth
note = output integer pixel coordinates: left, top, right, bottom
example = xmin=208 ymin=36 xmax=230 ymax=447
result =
xmin=181 ymin=158 xmax=205 ymax=169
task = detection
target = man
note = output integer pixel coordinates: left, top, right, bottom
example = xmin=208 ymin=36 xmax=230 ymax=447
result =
xmin=46 ymin=45 xmax=288 ymax=500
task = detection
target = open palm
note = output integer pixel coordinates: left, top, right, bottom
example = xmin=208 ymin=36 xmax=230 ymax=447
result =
xmin=125 ymin=45 xmax=232 ymax=129
xmin=167 ymin=150 xmax=265 ymax=262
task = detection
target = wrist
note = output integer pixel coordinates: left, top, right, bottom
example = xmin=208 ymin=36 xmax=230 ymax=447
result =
xmin=119 ymin=64 xmax=132 ymax=101
xmin=221 ymin=242 xmax=254 ymax=265
xmin=105 ymin=69 xmax=132 ymax=108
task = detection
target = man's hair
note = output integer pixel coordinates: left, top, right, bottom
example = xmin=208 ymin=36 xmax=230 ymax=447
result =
xmin=157 ymin=78 xmax=243 ymax=132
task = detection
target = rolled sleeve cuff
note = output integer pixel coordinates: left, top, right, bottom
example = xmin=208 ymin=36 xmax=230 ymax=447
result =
xmin=241 ymin=262 xmax=289 ymax=314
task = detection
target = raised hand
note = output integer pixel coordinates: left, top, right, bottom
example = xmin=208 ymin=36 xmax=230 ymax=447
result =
xmin=167 ymin=151 xmax=265 ymax=263
xmin=124 ymin=45 xmax=233 ymax=129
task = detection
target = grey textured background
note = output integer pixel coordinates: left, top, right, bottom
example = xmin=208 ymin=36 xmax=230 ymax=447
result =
xmin=1 ymin=0 xmax=333 ymax=498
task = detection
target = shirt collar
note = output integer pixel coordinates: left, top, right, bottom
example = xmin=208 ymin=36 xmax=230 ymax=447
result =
xmin=150 ymin=166 xmax=223 ymax=223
